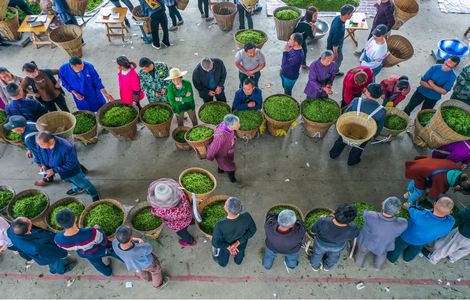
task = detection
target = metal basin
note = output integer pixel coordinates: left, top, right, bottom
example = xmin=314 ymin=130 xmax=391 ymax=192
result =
xmin=312 ymin=18 xmax=330 ymax=41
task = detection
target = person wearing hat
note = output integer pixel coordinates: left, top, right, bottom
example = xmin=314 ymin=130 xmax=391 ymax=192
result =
xmin=192 ymin=57 xmax=227 ymax=103
xmin=341 ymin=66 xmax=373 ymax=108
xmin=147 ymin=179 xmax=196 ymax=247
xmin=3 ymin=115 xmax=37 ymax=144
xmin=304 ymin=50 xmax=337 ymax=99
xmin=5 ymin=83 xmax=47 ymax=122
xmin=379 ymin=75 xmax=411 ymax=107
xmin=165 ymin=68 xmax=198 ymax=127
xmin=355 ymin=197 xmax=408 ymax=269
xmin=329 ymin=83 xmax=386 ymax=166
xmin=360 ymin=24 xmax=388 ymax=81
xmin=263 ymin=209 xmax=306 ymax=272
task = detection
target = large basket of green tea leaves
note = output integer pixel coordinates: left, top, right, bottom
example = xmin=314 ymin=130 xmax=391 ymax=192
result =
xmin=0 ymin=109 xmax=8 ymax=143
xmin=234 ymin=110 xmax=264 ymax=140
xmin=304 ymin=208 xmax=334 ymax=239
xmin=301 ymin=98 xmax=340 ymax=138
xmin=79 ymin=199 xmax=125 ymax=239
xmin=0 ymin=7 xmax=20 ymax=41
xmin=336 ymin=111 xmax=377 ymax=146
xmin=273 ymin=6 xmax=301 ymax=41
xmin=411 ymin=109 xmax=435 ymax=147
xmin=263 ymin=94 xmax=300 ymax=136
xmin=198 ymin=101 xmax=231 ymax=126
xmin=0 ymin=185 xmax=15 ymax=219
xmin=380 ymin=107 xmax=410 ymax=138
xmin=139 ymin=102 xmax=173 ymax=138
xmin=266 ymin=203 xmax=304 ymax=221
xmin=45 ymin=197 xmax=86 ymax=232
xmin=73 ymin=110 xmax=98 ymax=145
xmin=179 ymin=167 xmax=217 ymax=202
xmin=5 ymin=130 xmax=24 ymax=147
xmin=128 ymin=202 xmax=163 ymax=239
xmin=7 ymin=189 xmax=49 ymax=228
xmin=98 ymin=101 xmax=139 ymax=141
xmin=36 ymin=111 xmax=76 ymax=141
xmin=184 ymin=125 xmax=214 ymax=159
xmin=172 ymin=126 xmax=192 ymax=151
xmin=196 ymin=194 xmax=228 ymax=239
xmin=234 ymin=29 xmax=268 ymax=49
xmin=351 ymin=202 xmax=378 ymax=229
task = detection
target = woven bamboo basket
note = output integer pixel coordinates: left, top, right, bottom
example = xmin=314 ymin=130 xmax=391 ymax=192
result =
xmin=336 ymin=111 xmax=378 ymax=146
xmin=49 ymin=25 xmax=83 ymax=57
xmin=235 ymin=111 xmax=264 ymax=140
xmin=195 ymin=194 xmax=229 ymax=240
xmin=240 ymin=0 xmax=258 ymax=13
xmin=0 ymin=109 xmax=7 ymax=143
xmin=383 ymin=35 xmax=414 ymax=68
xmin=0 ymin=8 xmax=20 ymax=41
xmin=79 ymin=199 xmax=126 ymax=240
xmin=179 ymin=167 xmax=217 ymax=203
xmin=73 ymin=110 xmax=98 ymax=145
xmin=0 ymin=185 xmax=15 ymax=220
xmin=66 ymin=0 xmax=89 ymax=16
xmin=392 ymin=0 xmax=419 ymax=30
xmin=98 ymin=101 xmax=140 ymax=141
xmin=380 ymin=107 xmax=410 ymax=139
xmin=263 ymin=94 xmax=300 ymax=137
xmin=266 ymin=203 xmax=304 ymax=221
xmin=7 ymin=189 xmax=50 ymax=229
xmin=234 ymin=29 xmax=268 ymax=49
xmin=172 ymin=126 xmax=192 ymax=151
xmin=304 ymin=208 xmax=334 ymax=240
xmin=184 ymin=125 xmax=214 ymax=158
xmin=273 ymin=6 xmax=302 ymax=41
xmin=177 ymin=0 xmax=189 ymax=10
xmin=301 ymin=99 xmax=340 ymax=139
xmin=132 ymin=6 xmax=151 ymax=34
xmin=411 ymin=109 xmax=435 ymax=147
xmin=0 ymin=1 xmax=9 ymax=21
xmin=198 ymin=101 xmax=232 ymax=126
xmin=213 ymin=2 xmax=237 ymax=31
xmin=5 ymin=135 xmax=25 ymax=148
xmin=44 ymin=197 xmax=86 ymax=232
xmin=36 ymin=111 xmax=76 ymax=141
xmin=128 ymin=202 xmax=164 ymax=240
xmin=140 ymin=102 xmax=173 ymax=138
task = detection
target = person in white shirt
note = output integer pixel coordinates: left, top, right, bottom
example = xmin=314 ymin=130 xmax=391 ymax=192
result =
xmin=360 ymin=24 xmax=388 ymax=81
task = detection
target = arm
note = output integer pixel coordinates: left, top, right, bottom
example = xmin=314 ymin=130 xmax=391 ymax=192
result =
xmin=254 ymin=89 xmax=262 ymax=110
xmin=251 ymin=52 xmax=266 ymax=73
xmin=238 ymin=214 xmax=257 ymax=244
xmin=428 ymin=81 xmax=448 ymax=95
xmin=217 ymin=60 xmax=227 ymax=87
xmin=212 ymin=224 xmax=230 ymax=248
xmin=386 ymin=9 xmax=395 ymax=31
xmin=58 ymin=67 xmax=73 ymax=93
xmin=342 ymin=75 xmax=355 ymax=105
xmin=428 ymin=174 xmax=449 ymax=200
xmin=308 ymin=67 xmax=323 ymax=94
xmin=166 ymin=84 xmax=178 ymax=111
xmin=183 ymin=81 xmax=194 ymax=102
xmin=206 ymin=135 xmax=222 ymax=161
xmin=282 ymin=51 xmax=302 ymax=69
xmin=25 ymin=136 xmax=42 ymax=165
xmin=232 ymin=91 xmax=249 ymax=111
xmin=20 ymin=79 xmax=30 ymax=94
xmin=235 ymin=60 xmax=246 ymax=73
xmin=52 ymin=144 xmax=80 ymax=174
xmin=192 ymin=68 xmax=209 ymax=96
xmin=34 ymin=100 xmax=48 ymax=117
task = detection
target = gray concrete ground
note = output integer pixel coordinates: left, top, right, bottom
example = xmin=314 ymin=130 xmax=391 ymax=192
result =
xmin=0 ymin=0 xmax=470 ymax=298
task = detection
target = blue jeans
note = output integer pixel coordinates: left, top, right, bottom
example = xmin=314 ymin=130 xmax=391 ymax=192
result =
xmin=280 ymin=74 xmax=297 ymax=96
xmin=83 ymin=246 xmax=122 ymax=277
xmin=263 ymin=246 xmax=299 ymax=270
xmin=63 ymin=171 xmax=98 ymax=198
xmin=387 ymin=236 xmax=424 ymax=263
xmin=407 ymin=180 xmax=425 ymax=205
xmin=371 ymin=65 xmax=383 ymax=82
xmin=49 ymin=257 xmax=75 ymax=274
xmin=310 ymin=239 xmax=345 ymax=270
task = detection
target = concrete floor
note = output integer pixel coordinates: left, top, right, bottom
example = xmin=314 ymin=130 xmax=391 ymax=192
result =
xmin=0 ymin=0 xmax=470 ymax=298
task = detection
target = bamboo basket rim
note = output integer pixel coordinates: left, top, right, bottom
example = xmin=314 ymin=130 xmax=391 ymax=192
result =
xmin=273 ymin=6 xmax=302 ymax=21
xmin=7 ymin=189 xmax=49 ymax=221
xmin=78 ymin=198 xmax=126 ymax=238
xmin=263 ymin=94 xmax=300 ymax=124
xmin=265 ymin=203 xmax=305 ymax=221
xmin=0 ymin=185 xmax=15 ymax=210
xmin=305 ymin=207 xmax=334 ymax=238
xmin=212 ymin=2 xmax=238 ymax=15
xmin=172 ymin=126 xmax=191 ymax=144
xmin=234 ymin=109 xmax=264 ymax=132
xmin=234 ymin=29 xmax=268 ymax=48
xmin=97 ymin=101 xmax=140 ymax=129
xmin=44 ymin=197 xmax=86 ymax=232
xmin=394 ymin=0 xmax=419 ymax=12
xmin=178 ymin=167 xmax=217 ymax=196
xmin=184 ymin=125 xmax=215 ymax=144
xmin=336 ymin=111 xmax=378 ymax=144
xmin=301 ymin=98 xmax=341 ymax=124
xmin=36 ymin=111 xmax=77 ymax=135
xmin=431 ymin=100 xmax=470 ymax=140
xmin=195 ymin=194 xmax=229 ymax=239
xmin=72 ymin=110 xmax=98 ymax=136
xmin=0 ymin=109 xmax=7 ymax=125
xmin=382 ymin=107 xmax=410 ymax=134
xmin=415 ymin=108 xmax=437 ymax=128
xmin=128 ymin=202 xmax=164 ymax=234
xmin=197 ymin=101 xmax=232 ymax=126
xmin=139 ymin=102 xmax=173 ymax=126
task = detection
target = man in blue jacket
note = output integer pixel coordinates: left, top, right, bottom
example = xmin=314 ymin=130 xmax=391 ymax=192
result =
xmin=7 ymin=217 xmax=76 ymax=274
xmin=329 ymin=83 xmax=386 ymax=166
xmin=5 ymin=83 xmax=47 ymax=122
xmin=25 ymin=131 xmax=99 ymax=201
xmin=232 ymin=78 xmax=262 ymax=111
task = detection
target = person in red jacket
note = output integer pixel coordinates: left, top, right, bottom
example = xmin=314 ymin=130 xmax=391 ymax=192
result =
xmin=380 ymin=75 xmax=410 ymax=107
xmin=404 ymin=156 xmax=470 ymax=207
xmin=341 ymin=66 xmax=373 ymax=108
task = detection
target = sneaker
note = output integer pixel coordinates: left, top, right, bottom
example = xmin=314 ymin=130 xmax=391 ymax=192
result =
xmin=66 ymin=188 xmax=84 ymax=196
xmin=421 ymin=248 xmax=432 ymax=261
xmin=161 ymin=41 xmax=173 ymax=48
xmin=178 ymin=239 xmax=197 ymax=247
xmin=403 ymin=192 xmax=410 ymax=200
xmin=335 ymin=72 xmax=344 ymax=77
xmin=152 ymin=44 xmax=161 ymax=50
xmin=156 ymin=277 xmax=169 ymax=289
xmin=177 ymin=20 xmax=184 ymax=26
xmin=34 ymin=179 xmax=49 ymax=187
xmin=201 ymin=14 xmax=205 ymax=18
xmin=322 ymin=265 xmax=329 ymax=271
xmin=301 ymin=64 xmax=309 ymax=70
xmin=354 ymin=50 xmax=363 ymax=56
xmin=311 ymin=263 xmax=321 ymax=272
xmin=448 ymin=258 xmax=456 ymax=264
xmin=205 ymin=17 xmax=214 ymax=22
xmin=92 ymin=194 xmax=100 ymax=202
xmin=104 ymin=257 xmax=112 ymax=267
xmin=169 ymin=26 xmax=178 ymax=31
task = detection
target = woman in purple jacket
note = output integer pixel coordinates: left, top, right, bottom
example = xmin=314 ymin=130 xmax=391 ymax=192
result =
xmin=304 ymin=50 xmax=336 ymax=99
xmin=207 ymin=114 xmax=240 ymax=183
xmin=432 ymin=140 xmax=470 ymax=165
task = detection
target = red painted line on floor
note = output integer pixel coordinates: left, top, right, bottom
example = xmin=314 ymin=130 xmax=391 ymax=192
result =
xmin=0 ymin=273 xmax=469 ymax=286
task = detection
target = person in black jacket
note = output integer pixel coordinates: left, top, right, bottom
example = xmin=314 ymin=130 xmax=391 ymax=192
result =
xmin=192 ymin=57 xmax=227 ymax=102
xmin=294 ymin=6 xmax=318 ymax=69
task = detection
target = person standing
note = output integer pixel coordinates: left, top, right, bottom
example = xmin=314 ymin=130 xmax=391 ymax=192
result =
xmin=235 ymin=43 xmax=266 ymax=87
xmin=404 ymin=56 xmax=460 ymax=115
xmin=52 ymin=0 xmax=78 ymax=25
xmin=304 ymin=50 xmax=336 ymax=99
xmin=355 ymin=197 xmax=408 ymax=269
xmin=280 ymin=33 xmax=304 ymax=96
xmin=165 ymin=68 xmax=198 ymax=127
xmin=263 ymin=210 xmax=306 ymax=272
xmin=207 ymin=114 xmax=240 ymax=183
xmin=198 ymin=0 xmax=213 ymax=21
xmin=379 ymin=75 xmax=410 ymax=107
xmin=387 ymin=197 xmax=455 ymax=263
xmin=212 ymin=197 xmax=257 ymax=267
xmin=360 ymin=24 xmax=388 ymax=81
xmin=368 ymin=0 xmax=395 ymax=39
xmin=8 ymin=217 xmax=76 ymax=274
xmin=140 ymin=0 xmax=170 ymax=50
xmin=232 ymin=78 xmax=262 ymax=111
xmin=0 ymin=67 xmax=24 ymax=107
xmin=116 ymin=56 xmax=144 ymax=108
xmin=113 ymin=225 xmax=168 ymax=289
xmin=310 ymin=203 xmax=359 ymax=271
xmin=5 ymin=83 xmax=47 ymax=122
xmin=192 ymin=57 xmax=227 ymax=102
xmin=326 ymin=4 xmax=355 ymax=76
xmin=294 ymin=6 xmax=318 ymax=69
xmin=341 ymin=66 xmax=373 ymax=108
xmin=432 ymin=140 xmax=470 ymax=165
xmin=138 ymin=57 xmax=170 ymax=103
xmin=20 ymin=62 xmax=70 ymax=112
xmin=166 ymin=0 xmax=184 ymax=31
xmin=0 ymin=216 xmax=31 ymax=260
xmin=451 ymin=64 xmax=470 ymax=105
xmin=59 ymin=56 xmax=114 ymax=112
xmin=54 ymin=209 xmax=121 ymax=277
xmin=235 ymin=0 xmax=253 ymax=30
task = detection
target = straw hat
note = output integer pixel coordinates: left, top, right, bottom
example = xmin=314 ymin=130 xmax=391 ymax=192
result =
xmin=165 ymin=68 xmax=188 ymax=80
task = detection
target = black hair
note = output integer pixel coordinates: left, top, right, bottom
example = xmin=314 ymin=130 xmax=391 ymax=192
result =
xmin=305 ymin=9 xmax=314 ymax=23
xmin=306 ymin=6 xmax=318 ymax=13
xmin=398 ymin=75 xmax=409 ymax=81
xmin=0 ymin=67 xmax=9 ymax=74
xmin=11 ymin=218 xmax=30 ymax=235
xmin=449 ymin=55 xmax=461 ymax=65
xmin=116 ymin=56 xmax=136 ymax=69
xmin=292 ymin=33 xmax=303 ymax=46
xmin=244 ymin=43 xmax=256 ymax=51
xmin=340 ymin=4 xmax=355 ymax=16
xmin=22 ymin=61 xmax=38 ymax=73
xmin=37 ymin=131 xmax=55 ymax=143
xmin=139 ymin=57 xmax=153 ymax=68
xmin=5 ymin=82 xmax=20 ymax=97
xmin=334 ymin=203 xmax=357 ymax=224
xmin=56 ymin=208 xmax=76 ymax=229
xmin=115 ymin=225 xmax=132 ymax=243
xmin=69 ymin=56 xmax=83 ymax=66
xmin=243 ymin=78 xmax=255 ymax=87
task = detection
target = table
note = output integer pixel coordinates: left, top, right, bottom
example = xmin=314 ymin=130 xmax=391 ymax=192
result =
xmin=17 ymin=15 xmax=55 ymax=48
xmin=96 ymin=7 xmax=128 ymax=42
xmin=344 ymin=12 xmax=368 ymax=47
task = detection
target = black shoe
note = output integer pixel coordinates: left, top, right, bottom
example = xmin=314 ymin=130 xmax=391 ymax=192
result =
xmin=66 ymin=188 xmax=84 ymax=196
xmin=161 ymin=41 xmax=172 ymax=48
xmin=92 ymin=195 xmax=100 ymax=202
xmin=421 ymin=248 xmax=432 ymax=260
xmin=80 ymin=165 xmax=89 ymax=174
xmin=228 ymin=171 xmax=237 ymax=183
xmin=217 ymin=168 xmax=225 ymax=174
xmin=335 ymin=72 xmax=344 ymax=77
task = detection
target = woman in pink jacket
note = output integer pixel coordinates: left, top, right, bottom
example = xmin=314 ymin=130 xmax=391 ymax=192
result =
xmin=116 ymin=56 xmax=144 ymax=108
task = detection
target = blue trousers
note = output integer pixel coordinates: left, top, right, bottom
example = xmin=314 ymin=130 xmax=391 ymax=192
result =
xmin=83 ymin=246 xmax=122 ymax=277
xmin=371 ymin=65 xmax=383 ymax=82
xmin=263 ymin=246 xmax=299 ymax=270
xmin=280 ymin=74 xmax=297 ymax=96
xmin=407 ymin=180 xmax=425 ymax=205
xmin=63 ymin=170 xmax=98 ymax=198
xmin=310 ymin=239 xmax=345 ymax=270
xmin=387 ymin=236 xmax=424 ymax=263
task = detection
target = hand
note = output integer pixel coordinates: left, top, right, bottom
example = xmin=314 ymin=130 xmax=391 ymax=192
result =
xmin=284 ymin=43 xmax=291 ymax=52
xmin=215 ymin=87 xmax=222 ymax=95
xmin=246 ymin=71 xmax=253 ymax=77
xmin=185 ymin=92 xmax=191 ymax=97
xmin=155 ymin=91 xmax=162 ymax=97
xmin=0 ymin=245 xmax=7 ymax=253
xmin=104 ymin=93 xmax=115 ymax=102
xmin=175 ymin=97 xmax=182 ymax=102
xmin=248 ymin=101 xmax=256 ymax=108
xmin=45 ymin=168 xmax=54 ymax=178
xmin=322 ymin=86 xmax=331 ymax=94
xmin=209 ymin=91 xmax=216 ymax=97
xmin=461 ymin=163 xmax=467 ymax=170
xmin=132 ymin=237 xmax=144 ymax=244
xmin=26 ymin=150 xmax=33 ymax=159
xmin=161 ymin=89 xmax=166 ymax=95
xmin=55 ymin=79 xmax=62 ymax=89
xmin=72 ymin=91 xmax=84 ymax=100
xmin=93 ymin=224 xmax=100 ymax=229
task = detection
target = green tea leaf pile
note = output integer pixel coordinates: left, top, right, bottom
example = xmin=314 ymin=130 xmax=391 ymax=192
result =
xmin=174 ymin=129 xmax=188 ymax=143
xmin=181 ymin=172 xmax=214 ymax=194
xmin=384 ymin=115 xmax=407 ymax=131
xmin=199 ymin=103 xmax=230 ymax=125
xmin=235 ymin=110 xmax=263 ymax=131
xmin=274 ymin=9 xmax=300 ymax=20
xmin=302 ymin=99 xmax=340 ymax=123
xmin=268 ymin=205 xmax=302 ymax=221
xmin=281 ymin=0 xmax=359 ymax=11
xmin=236 ymin=30 xmax=267 ymax=45
xmin=441 ymin=107 xmax=470 ymax=136
xmin=0 ymin=189 xmax=14 ymax=210
xmin=101 ymin=105 xmax=137 ymax=127
xmin=186 ymin=127 xmax=214 ymax=141
xmin=12 ymin=193 xmax=48 ymax=219
xmin=351 ymin=202 xmax=377 ymax=228
xmin=84 ymin=203 xmax=124 ymax=236
xmin=264 ymin=96 xmax=299 ymax=121
xmin=305 ymin=209 xmax=333 ymax=236
xmin=86 ymin=0 xmax=105 ymax=11
xmin=142 ymin=106 xmax=173 ymax=125
xmin=49 ymin=201 xmax=85 ymax=230
xmin=0 ymin=110 xmax=7 ymax=124
xmin=199 ymin=201 xmax=226 ymax=235
xmin=418 ymin=111 xmax=435 ymax=126
xmin=132 ymin=207 xmax=162 ymax=231
xmin=6 ymin=131 xmax=21 ymax=141
xmin=74 ymin=112 xmax=97 ymax=134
